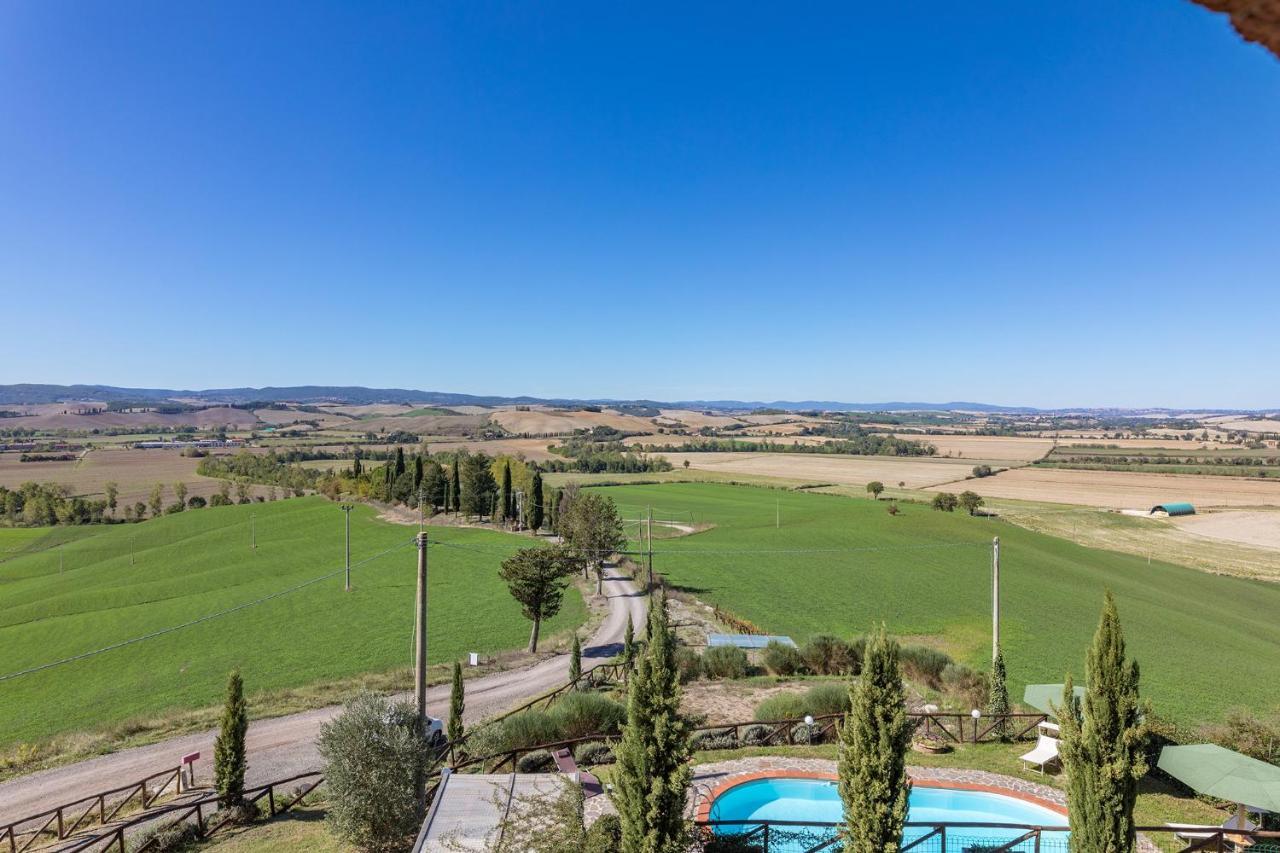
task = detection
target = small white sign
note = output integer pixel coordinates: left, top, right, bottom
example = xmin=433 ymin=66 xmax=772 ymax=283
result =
xmin=468 ymin=652 xmax=479 ymax=667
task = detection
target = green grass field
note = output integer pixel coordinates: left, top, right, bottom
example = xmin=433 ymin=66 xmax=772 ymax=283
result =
xmin=596 ymin=482 xmax=1280 ymax=726
xmin=0 ymin=498 xmax=584 ymax=747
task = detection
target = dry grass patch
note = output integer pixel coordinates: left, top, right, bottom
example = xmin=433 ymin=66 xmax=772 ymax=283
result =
xmin=662 ymin=452 xmax=977 ymax=489
xmin=889 ymin=434 xmax=1053 ymax=462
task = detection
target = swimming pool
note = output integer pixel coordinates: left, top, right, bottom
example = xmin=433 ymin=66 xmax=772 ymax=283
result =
xmin=707 ymin=777 xmax=1068 ymax=851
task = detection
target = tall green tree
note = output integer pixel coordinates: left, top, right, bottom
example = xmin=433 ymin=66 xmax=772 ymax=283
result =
xmin=562 ymin=492 xmax=625 ymax=594
xmin=394 ymin=446 xmax=406 ymax=478
xmin=422 ymin=460 xmax=447 ymax=512
xmin=1059 ymin=591 xmax=1148 ymax=853
xmin=351 ymin=452 xmax=362 ymax=477
xmin=623 ymin=614 xmax=635 ymax=669
xmin=499 ymin=546 xmax=579 ymax=652
xmin=461 ymin=452 xmax=498 ymax=519
xmin=448 ymin=661 xmax=465 ymax=745
xmin=987 ymin=644 xmax=1011 ymax=741
xmin=149 ymin=483 xmax=164 ymax=518
xmin=104 ymin=481 xmax=118 ymax=517
xmin=450 ymin=455 xmax=462 ymax=513
xmin=614 ymin=591 xmax=691 ymax=853
xmin=570 ymin=633 xmax=582 ymax=685
xmin=839 ymin=624 xmax=912 ymax=853
xmin=528 ymin=469 xmax=545 ymax=532
xmin=500 ymin=460 xmax=513 ymax=524
xmin=214 ymin=669 xmax=248 ymax=808
xmin=413 ymin=454 xmax=424 ymax=494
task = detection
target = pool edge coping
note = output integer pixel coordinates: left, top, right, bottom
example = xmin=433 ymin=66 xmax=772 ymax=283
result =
xmin=693 ymin=770 xmax=1070 ymax=824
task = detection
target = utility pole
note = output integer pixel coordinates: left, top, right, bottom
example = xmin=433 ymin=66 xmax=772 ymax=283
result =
xmin=340 ymin=504 xmax=353 ymax=591
xmin=992 ymin=536 xmax=1000 ymax=661
xmin=413 ymin=531 xmax=429 ymax=807
xmin=646 ymin=505 xmax=654 ymax=596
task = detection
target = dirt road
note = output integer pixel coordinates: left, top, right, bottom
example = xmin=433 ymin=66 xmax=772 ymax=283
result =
xmin=0 ymin=567 xmax=647 ymax=822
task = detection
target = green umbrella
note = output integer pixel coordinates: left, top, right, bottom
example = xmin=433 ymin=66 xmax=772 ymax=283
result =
xmin=1022 ymin=683 xmax=1084 ymax=718
xmin=1158 ymin=744 xmax=1280 ymax=814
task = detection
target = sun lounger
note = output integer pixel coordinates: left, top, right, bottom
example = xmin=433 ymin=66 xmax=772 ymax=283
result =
xmin=1019 ymin=734 xmax=1060 ymax=773
xmin=1171 ymin=814 xmax=1258 ymax=841
xmin=552 ymin=747 xmax=604 ymax=799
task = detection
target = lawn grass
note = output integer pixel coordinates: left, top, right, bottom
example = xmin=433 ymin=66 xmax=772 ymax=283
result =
xmin=592 ymin=482 xmax=1280 ymax=727
xmin=0 ymin=498 xmax=584 ymax=747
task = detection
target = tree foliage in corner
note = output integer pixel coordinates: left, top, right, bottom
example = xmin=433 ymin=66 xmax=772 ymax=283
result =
xmin=614 ymin=591 xmax=692 ymax=853
xmin=1059 ymin=590 xmax=1148 ymax=853
xmin=214 ymin=669 xmax=248 ymax=808
xmin=319 ymin=693 xmax=432 ymax=853
xmin=838 ymin=624 xmax=912 ymax=853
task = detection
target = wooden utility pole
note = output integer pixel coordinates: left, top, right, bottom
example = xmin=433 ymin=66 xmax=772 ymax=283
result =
xmin=340 ymin=504 xmax=353 ymax=591
xmin=413 ymin=531 xmax=429 ymax=808
xmin=992 ymin=536 xmax=1001 ymax=661
xmin=646 ymin=506 xmax=654 ymax=595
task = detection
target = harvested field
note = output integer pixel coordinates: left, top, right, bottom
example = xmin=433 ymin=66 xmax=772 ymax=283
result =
xmin=1208 ymin=418 xmax=1280 ymax=433
xmin=655 ymin=409 xmax=744 ymax=430
xmin=353 ymin=413 xmax=488 ymax=436
xmin=928 ymin=467 xmax=1280 ymax=509
xmin=1056 ymin=437 xmax=1227 ymax=450
xmin=319 ymin=403 xmax=416 ymax=417
xmin=423 ymin=437 xmax=561 ymax=462
xmin=253 ymin=408 xmax=352 ymax=429
xmin=490 ymin=407 xmax=654 ymax=435
xmin=0 ymin=448 xmax=263 ymax=505
xmin=660 ymin=451 xmax=975 ymax=489
xmin=3 ymin=407 xmax=260 ymax=431
xmin=888 ymin=434 xmax=1052 ymax=462
xmin=1174 ymin=510 xmax=1280 ymax=550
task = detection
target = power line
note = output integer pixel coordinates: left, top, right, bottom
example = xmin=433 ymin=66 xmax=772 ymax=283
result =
xmin=0 ymin=538 xmax=417 ymax=684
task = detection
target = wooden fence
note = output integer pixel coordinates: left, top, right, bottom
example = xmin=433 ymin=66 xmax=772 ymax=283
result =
xmin=2 ymin=765 xmax=183 ymax=853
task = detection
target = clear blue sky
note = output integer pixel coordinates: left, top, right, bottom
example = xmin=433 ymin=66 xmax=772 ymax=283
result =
xmin=2 ymin=2 xmax=1277 ymax=408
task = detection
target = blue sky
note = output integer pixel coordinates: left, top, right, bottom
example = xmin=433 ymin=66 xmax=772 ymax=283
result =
xmin=1 ymin=2 xmax=1277 ymax=408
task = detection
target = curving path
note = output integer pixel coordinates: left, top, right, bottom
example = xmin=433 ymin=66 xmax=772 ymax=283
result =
xmin=0 ymin=566 xmax=647 ymax=822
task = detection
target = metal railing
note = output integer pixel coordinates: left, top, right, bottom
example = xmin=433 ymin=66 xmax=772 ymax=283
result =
xmin=693 ymin=820 xmax=1280 ymax=853
xmin=2 ymin=765 xmax=184 ymax=853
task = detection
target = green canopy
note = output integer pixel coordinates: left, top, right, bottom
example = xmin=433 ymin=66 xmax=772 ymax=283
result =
xmin=1022 ymin=683 xmax=1084 ymax=718
xmin=1158 ymin=744 xmax=1280 ymax=813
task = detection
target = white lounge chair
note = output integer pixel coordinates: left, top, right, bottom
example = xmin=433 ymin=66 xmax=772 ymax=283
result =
xmin=1019 ymin=735 xmax=1060 ymax=774
xmin=1170 ymin=814 xmax=1258 ymax=842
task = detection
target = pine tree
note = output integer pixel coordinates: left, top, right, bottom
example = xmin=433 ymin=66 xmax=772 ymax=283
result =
xmin=448 ymin=661 xmax=465 ymax=746
xmin=987 ymin=645 xmax=1011 ymax=741
xmin=500 ymin=461 xmax=513 ymax=524
xmin=528 ymin=469 xmax=545 ymax=532
xmin=1060 ymin=591 xmax=1148 ymax=853
xmin=614 ymin=591 xmax=691 ymax=853
xmin=839 ymin=624 xmax=911 ymax=853
xmin=214 ymin=669 xmax=248 ymax=808
xmin=570 ymin=633 xmax=582 ymax=685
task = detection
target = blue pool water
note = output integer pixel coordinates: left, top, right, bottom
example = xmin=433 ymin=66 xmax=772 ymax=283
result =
xmin=709 ymin=778 xmax=1068 ymax=851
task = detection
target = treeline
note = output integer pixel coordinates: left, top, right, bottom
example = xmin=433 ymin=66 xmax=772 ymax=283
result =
xmin=1045 ymin=454 xmax=1280 ymax=467
xmin=635 ymin=434 xmax=935 ymax=457
xmin=1 ymin=483 xmax=111 ymax=526
xmin=197 ymin=451 xmax=322 ymax=492
xmin=548 ymin=432 xmax=674 ymax=473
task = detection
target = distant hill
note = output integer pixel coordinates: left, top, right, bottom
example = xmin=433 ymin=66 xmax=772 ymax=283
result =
xmin=0 ymin=383 xmax=1263 ymax=415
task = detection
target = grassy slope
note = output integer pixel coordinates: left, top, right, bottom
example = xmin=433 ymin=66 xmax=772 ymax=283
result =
xmin=597 ymin=482 xmax=1280 ymax=726
xmin=0 ymin=498 xmax=584 ymax=746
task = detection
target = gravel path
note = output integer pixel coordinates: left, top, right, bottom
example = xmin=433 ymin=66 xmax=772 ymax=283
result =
xmin=0 ymin=567 xmax=647 ymax=822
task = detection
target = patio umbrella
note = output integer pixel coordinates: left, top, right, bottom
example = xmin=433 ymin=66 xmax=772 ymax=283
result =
xmin=1159 ymin=744 xmax=1280 ymax=832
xmin=1022 ymin=683 xmax=1084 ymax=718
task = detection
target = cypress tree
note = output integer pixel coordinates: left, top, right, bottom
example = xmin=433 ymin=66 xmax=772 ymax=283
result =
xmin=214 ymin=669 xmax=248 ymax=808
xmin=394 ymin=447 xmax=406 ymax=478
xmin=413 ymin=454 xmax=424 ymax=494
xmin=450 ymin=458 xmax=461 ymax=513
xmin=623 ymin=614 xmax=635 ymax=669
xmin=570 ymin=633 xmax=582 ymax=685
xmin=1060 ymin=591 xmax=1148 ymax=853
xmin=987 ymin=645 xmax=1011 ymax=741
xmin=614 ymin=591 xmax=691 ymax=853
xmin=448 ymin=661 xmax=465 ymax=745
xmin=352 ymin=453 xmax=362 ymax=477
xmin=839 ymin=624 xmax=911 ymax=853
xmin=500 ymin=461 xmax=513 ymax=523
xmin=528 ymin=470 xmax=545 ymax=532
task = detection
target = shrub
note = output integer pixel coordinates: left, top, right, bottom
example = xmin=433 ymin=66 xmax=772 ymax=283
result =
xmin=899 ymin=645 xmax=952 ymax=689
xmin=675 ymin=646 xmax=702 ymax=683
xmin=130 ymin=820 xmax=201 ymax=852
xmin=1203 ymin=708 xmax=1280 ymax=765
xmin=701 ymin=646 xmax=750 ymax=680
xmin=941 ymin=664 xmax=988 ymax=708
xmin=573 ymin=740 xmax=616 ymax=766
xmin=584 ymin=814 xmax=622 ymax=853
xmin=517 ymin=749 xmax=556 ymax=773
xmin=553 ymin=692 xmax=627 ymax=740
xmin=318 ymin=693 xmax=432 ymax=852
xmin=186 ymin=495 xmax=207 ymax=509
xmin=755 ymin=693 xmax=806 ymax=721
xmin=791 ymin=722 xmax=824 ymax=745
xmin=690 ymin=728 xmax=739 ymax=751
xmin=741 ymin=724 xmax=774 ymax=746
xmin=763 ymin=641 xmax=807 ymax=676
xmin=801 ymin=635 xmax=860 ymax=675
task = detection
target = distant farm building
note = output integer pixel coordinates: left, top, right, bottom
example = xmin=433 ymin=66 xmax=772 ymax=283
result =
xmin=1150 ymin=502 xmax=1196 ymax=517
